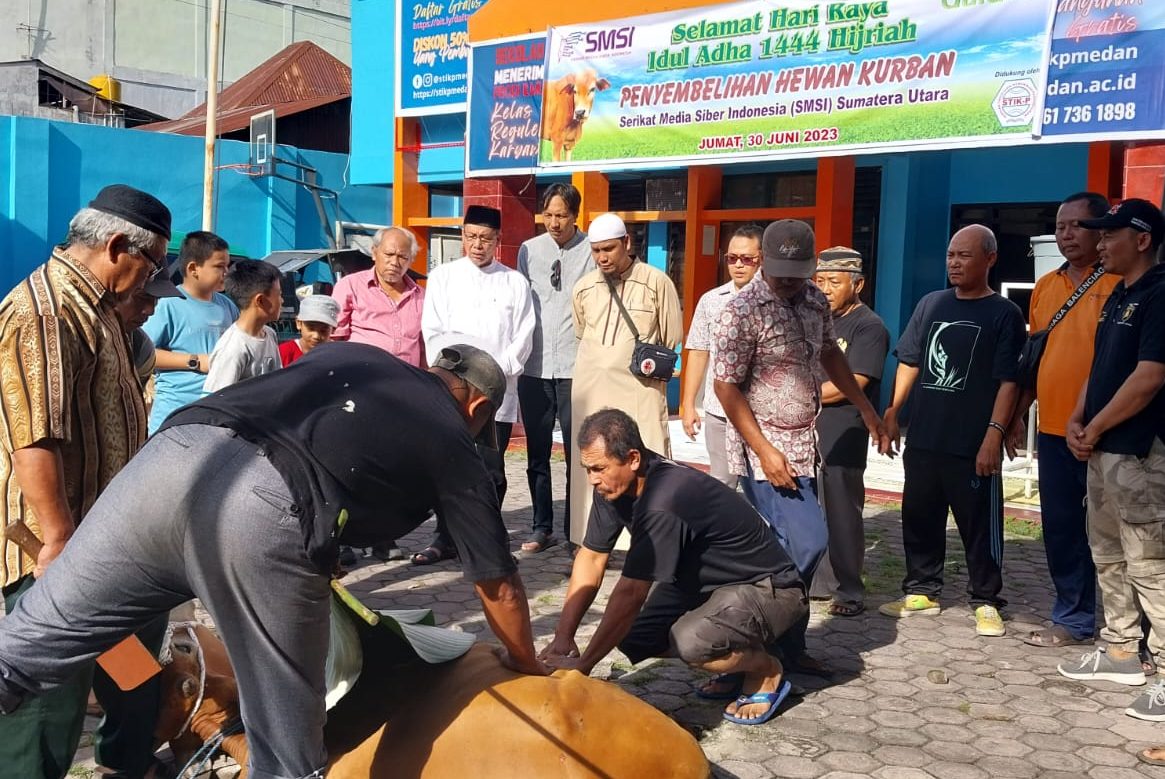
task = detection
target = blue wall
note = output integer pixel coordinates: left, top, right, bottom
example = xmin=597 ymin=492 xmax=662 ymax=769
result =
xmin=351 ymin=0 xmax=397 ymax=185
xmin=0 ymin=116 xmax=392 ymax=294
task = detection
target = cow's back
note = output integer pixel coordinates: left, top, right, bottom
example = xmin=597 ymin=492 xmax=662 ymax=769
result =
xmin=326 ymin=643 xmax=710 ymax=778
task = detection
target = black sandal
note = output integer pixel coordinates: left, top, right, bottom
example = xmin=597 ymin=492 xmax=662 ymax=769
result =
xmin=410 ymin=545 xmax=457 ymax=565
xmin=521 ymin=530 xmax=558 ymax=554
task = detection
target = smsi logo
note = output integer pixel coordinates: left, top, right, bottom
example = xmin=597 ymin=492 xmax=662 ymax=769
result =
xmin=558 ymin=27 xmax=636 ymax=60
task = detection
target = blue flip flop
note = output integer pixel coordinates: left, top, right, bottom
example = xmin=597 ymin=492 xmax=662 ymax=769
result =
xmin=694 ymin=672 xmax=744 ymax=700
xmin=722 ymin=680 xmax=792 ymax=725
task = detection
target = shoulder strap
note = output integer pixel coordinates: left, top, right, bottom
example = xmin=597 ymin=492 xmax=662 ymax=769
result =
xmin=604 ymin=273 xmax=642 ymax=341
xmin=1045 ymin=266 xmax=1105 ymax=334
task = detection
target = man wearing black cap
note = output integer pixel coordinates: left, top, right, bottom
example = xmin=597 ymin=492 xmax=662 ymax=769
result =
xmin=1058 ymin=199 xmax=1165 ymax=722
xmin=0 ymin=184 xmax=177 ymax=777
xmin=713 ymin=220 xmax=886 ymax=676
xmin=418 ymin=204 xmax=535 ymax=564
xmin=0 ymin=342 xmax=548 ymax=779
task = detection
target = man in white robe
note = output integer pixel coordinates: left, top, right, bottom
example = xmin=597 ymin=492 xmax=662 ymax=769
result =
xmin=416 ymin=204 xmax=536 ymax=563
xmin=569 ymin=213 xmax=683 ymax=547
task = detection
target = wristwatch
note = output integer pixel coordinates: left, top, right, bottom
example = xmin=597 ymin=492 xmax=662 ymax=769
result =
xmin=187 ymin=354 xmax=201 ymax=371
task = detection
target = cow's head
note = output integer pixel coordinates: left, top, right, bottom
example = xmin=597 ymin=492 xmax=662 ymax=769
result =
xmin=561 ymin=69 xmax=611 ymax=124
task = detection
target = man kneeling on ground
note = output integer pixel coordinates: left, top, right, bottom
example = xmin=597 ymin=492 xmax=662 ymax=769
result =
xmin=541 ymin=409 xmax=808 ymax=725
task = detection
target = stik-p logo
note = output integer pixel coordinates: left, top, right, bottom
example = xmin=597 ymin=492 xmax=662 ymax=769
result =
xmin=992 ymin=79 xmax=1037 ymax=127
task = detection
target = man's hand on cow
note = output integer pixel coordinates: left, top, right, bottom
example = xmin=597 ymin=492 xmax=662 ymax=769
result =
xmin=538 ymin=633 xmax=581 ymax=663
xmin=543 ymin=653 xmax=590 ymax=673
xmin=494 ymin=646 xmax=552 ymax=676
xmin=758 ymin=445 xmax=798 ymax=491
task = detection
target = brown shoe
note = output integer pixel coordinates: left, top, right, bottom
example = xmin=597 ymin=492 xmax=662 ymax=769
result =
xmin=1022 ymin=626 xmax=1093 ymax=648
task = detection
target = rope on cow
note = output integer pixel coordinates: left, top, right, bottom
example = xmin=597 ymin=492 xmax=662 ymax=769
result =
xmin=160 ymin=621 xmax=207 ymax=741
xmin=174 ymin=715 xmax=245 ymax=778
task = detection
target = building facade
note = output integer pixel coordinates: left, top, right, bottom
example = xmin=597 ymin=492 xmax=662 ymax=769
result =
xmin=1 ymin=0 xmax=350 ymax=118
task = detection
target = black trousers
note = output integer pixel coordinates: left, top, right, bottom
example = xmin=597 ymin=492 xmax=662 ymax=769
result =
xmin=517 ymin=376 xmax=573 ymax=539
xmin=901 ymin=448 xmax=1005 ymax=607
xmin=431 ymin=421 xmax=513 ymax=551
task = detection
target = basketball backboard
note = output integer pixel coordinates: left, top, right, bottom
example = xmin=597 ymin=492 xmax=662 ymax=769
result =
xmin=249 ymin=110 xmax=276 ymax=176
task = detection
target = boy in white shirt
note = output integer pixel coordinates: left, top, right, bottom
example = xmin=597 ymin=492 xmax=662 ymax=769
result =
xmin=204 ymin=260 xmax=283 ymax=393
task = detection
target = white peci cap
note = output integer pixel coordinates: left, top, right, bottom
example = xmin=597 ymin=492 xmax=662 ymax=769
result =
xmin=588 ymin=213 xmax=628 ymax=243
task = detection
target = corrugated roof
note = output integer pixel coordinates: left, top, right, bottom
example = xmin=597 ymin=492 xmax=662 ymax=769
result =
xmin=139 ymin=41 xmax=350 ymax=135
xmin=143 ymin=95 xmax=345 ymax=136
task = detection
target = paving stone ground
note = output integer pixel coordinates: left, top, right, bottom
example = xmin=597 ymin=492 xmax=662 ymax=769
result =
xmin=67 ymin=453 xmax=1165 ymax=777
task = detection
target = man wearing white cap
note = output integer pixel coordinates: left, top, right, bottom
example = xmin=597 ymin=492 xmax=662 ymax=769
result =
xmin=569 ymin=213 xmax=682 ymax=546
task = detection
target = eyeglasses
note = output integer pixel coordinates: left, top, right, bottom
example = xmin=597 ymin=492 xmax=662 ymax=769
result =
xmin=137 ymin=246 xmax=166 ymax=280
xmin=725 ymin=254 xmax=761 ymax=267
xmin=551 ymin=259 xmax=562 ymax=290
xmin=464 ymin=232 xmax=498 ymax=246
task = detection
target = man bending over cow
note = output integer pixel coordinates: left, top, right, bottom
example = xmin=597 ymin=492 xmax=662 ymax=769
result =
xmin=541 ymin=409 xmax=808 ymax=725
xmin=0 ymin=342 xmax=547 ymax=779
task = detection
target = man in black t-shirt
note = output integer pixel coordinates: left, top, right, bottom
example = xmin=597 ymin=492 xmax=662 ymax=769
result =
xmin=809 ymin=248 xmax=889 ymax=617
xmin=1057 ymin=199 xmax=1165 ymax=723
xmin=0 ymin=343 xmax=548 ymax=779
xmin=879 ymin=225 xmax=1027 ymax=639
xmin=541 ymin=409 xmax=808 ymax=727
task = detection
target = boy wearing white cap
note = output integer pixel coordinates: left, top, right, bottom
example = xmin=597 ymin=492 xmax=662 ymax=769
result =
xmin=569 ymin=213 xmax=683 ymax=547
xmin=280 ymin=294 xmax=340 ymax=367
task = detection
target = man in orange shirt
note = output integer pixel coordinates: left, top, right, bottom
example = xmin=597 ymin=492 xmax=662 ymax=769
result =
xmin=1010 ymin=192 xmax=1120 ymax=648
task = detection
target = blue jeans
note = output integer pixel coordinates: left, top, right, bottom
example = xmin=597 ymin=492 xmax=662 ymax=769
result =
xmin=1038 ymin=433 xmax=1096 ymax=639
xmin=740 ymin=465 xmax=826 ymax=583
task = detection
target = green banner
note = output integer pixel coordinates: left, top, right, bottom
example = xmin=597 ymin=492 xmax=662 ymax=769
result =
xmin=540 ymin=0 xmax=1055 ymax=169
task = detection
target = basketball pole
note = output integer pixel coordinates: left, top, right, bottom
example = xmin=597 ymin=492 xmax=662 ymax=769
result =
xmin=202 ymin=0 xmax=224 ymax=230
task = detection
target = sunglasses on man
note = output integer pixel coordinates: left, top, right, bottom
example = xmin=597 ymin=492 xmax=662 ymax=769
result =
xmin=551 ymin=259 xmax=562 ymax=290
xmin=724 ymin=253 xmax=760 ymax=267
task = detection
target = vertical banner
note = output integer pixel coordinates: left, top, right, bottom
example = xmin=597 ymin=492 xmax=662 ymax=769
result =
xmin=396 ymin=0 xmax=486 ymax=116
xmin=539 ymin=0 xmax=1055 ymax=169
xmin=1043 ymin=1 xmax=1165 ymax=141
xmin=466 ymin=35 xmax=546 ymax=176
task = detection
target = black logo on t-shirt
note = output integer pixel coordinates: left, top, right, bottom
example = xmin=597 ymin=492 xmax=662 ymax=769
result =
xmin=922 ymin=321 xmax=981 ymax=393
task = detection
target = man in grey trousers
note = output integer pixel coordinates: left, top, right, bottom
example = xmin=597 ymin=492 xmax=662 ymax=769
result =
xmin=0 ymin=343 xmax=548 ymax=779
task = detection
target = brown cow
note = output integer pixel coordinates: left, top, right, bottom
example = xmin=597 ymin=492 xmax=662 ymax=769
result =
xmin=541 ymin=69 xmax=611 ymax=163
xmin=156 ymin=623 xmax=710 ymax=778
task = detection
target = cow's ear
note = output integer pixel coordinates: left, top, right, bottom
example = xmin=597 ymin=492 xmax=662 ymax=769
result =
xmin=596 ymin=78 xmax=611 ymax=91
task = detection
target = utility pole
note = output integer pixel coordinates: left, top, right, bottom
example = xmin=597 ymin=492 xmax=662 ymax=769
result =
xmin=202 ymin=0 xmax=224 ymax=230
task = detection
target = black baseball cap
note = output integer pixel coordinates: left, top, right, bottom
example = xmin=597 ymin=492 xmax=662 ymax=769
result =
xmin=432 ymin=344 xmax=505 ymax=448
xmin=762 ymin=219 xmax=816 ymax=278
xmin=1080 ymin=198 xmax=1165 ymax=245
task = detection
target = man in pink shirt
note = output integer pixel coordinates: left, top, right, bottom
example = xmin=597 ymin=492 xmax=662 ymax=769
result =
xmin=332 ymin=226 xmax=426 ymax=367
xmin=331 ymin=225 xmax=426 ymax=563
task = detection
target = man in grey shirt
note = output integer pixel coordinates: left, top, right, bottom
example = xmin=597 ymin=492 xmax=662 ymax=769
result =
xmin=518 ymin=184 xmax=595 ymax=553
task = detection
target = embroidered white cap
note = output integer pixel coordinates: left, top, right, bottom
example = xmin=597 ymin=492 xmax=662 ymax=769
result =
xmin=588 ymin=213 xmax=628 ymax=243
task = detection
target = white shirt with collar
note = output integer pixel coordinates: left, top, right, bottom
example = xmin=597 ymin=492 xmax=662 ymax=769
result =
xmin=421 ymin=257 xmax=536 ymax=423
xmin=686 ymin=280 xmax=741 ymax=418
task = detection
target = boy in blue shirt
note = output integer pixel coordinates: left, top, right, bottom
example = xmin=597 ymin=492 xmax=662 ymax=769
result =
xmin=143 ymin=231 xmax=238 ymax=432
